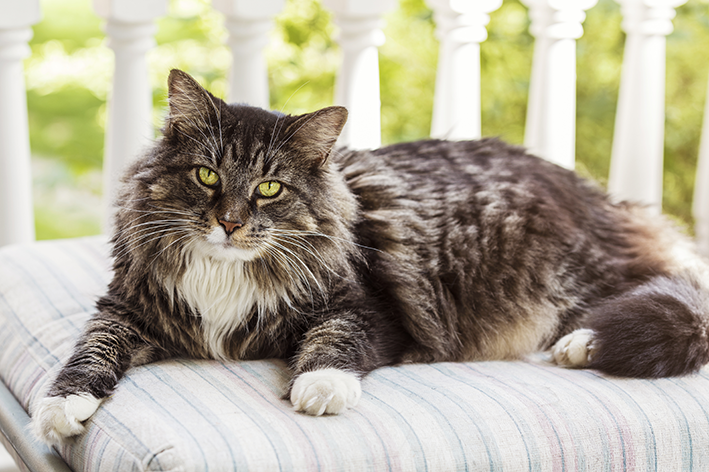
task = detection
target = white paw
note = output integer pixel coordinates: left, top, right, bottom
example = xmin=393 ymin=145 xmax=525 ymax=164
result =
xmin=552 ymin=328 xmax=596 ymax=368
xmin=291 ymin=368 xmax=361 ymax=416
xmin=32 ymin=394 xmax=102 ymax=445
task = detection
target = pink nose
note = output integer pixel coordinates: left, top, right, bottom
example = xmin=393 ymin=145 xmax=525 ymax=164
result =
xmin=219 ymin=219 xmax=243 ymax=235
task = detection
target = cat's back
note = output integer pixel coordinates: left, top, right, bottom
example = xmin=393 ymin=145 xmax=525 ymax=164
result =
xmin=337 ymin=138 xmax=605 ymax=226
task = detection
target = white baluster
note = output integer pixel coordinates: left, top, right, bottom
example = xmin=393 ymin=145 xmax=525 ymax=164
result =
xmin=428 ymin=0 xmax=502 ymax=141
xmin=93 ymin=0 xmax=167 ymax=231
xmin=213 ymin=0 xmax=285 ymax=108
xmin=693 ymin=74 xmax=709 ymax=257
xmin=608 ymin=0 xmax=686 ymax=212
xmin=0 ymin=0 xmax=40 ymax=246
xmin=521 ymin=0 xmax=597 ymax=169
xmin=322 ymin=0 xmax=396 ymax=149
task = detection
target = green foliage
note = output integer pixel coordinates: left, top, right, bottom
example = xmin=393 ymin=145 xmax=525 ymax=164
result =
xmin=664 ymin=0 xmax=709 ymax=226
xmin=25 ymin=0 xmax=709 ymax=240
xmin=379 ymin=0 xmax=437 ymax=144
xmin=575 ymin=0 xmax=624 ymax=183
xmin=27 ymin=87 xmax=104 ymax=171
xmin=31 ymin=0 xmax=103 ymax=51
xmin=267 ymin=0 xmax=338 ymax=114
xmin=34 ymin=200 xmax=102 ymax=240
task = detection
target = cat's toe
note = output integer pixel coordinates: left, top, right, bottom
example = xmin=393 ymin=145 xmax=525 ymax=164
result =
xmin=32 ymin=394 xmax=102 ymax=445
xmin=552 ymin=328 xmax=596 ymax=368
xmin=291 ymin=368 xmax=361 ymax=416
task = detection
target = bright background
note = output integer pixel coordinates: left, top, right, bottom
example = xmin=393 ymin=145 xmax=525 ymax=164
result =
xmin=26 ymin=0 xmax=709 ymax=240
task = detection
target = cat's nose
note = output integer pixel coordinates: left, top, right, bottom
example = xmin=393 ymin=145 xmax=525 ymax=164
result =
xmin=218 ymin=219 xmax=243 ymax=236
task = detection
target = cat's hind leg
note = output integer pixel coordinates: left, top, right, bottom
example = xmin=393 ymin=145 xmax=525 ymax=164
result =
xmin=551 ymin=328 xmax=596 ymax=368
xmin=553 ymin=274 xmax=709 ymax=378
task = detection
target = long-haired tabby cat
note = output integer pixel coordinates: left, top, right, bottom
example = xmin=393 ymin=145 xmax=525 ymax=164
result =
xmin=33 ymin=69 xmax=709 ymax=445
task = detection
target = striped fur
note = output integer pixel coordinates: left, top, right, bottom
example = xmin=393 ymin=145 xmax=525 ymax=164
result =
xmin=32 ymin=69 xmax=709 ymax=445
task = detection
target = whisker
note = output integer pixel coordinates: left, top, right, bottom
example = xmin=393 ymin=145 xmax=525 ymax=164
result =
xmin=147 ymin=205 xmax=200 ymax=217
xmin=268 ymin=235 xmax=339 ymax=295
xmin=125 ymin=218 xmax=197 ymax=231
xmin=269 ymin=228 xmax=382 ymax=253
xmin=270 ymin=236 xmax=339 ymax=285
xmin=113 ymin=222 xmax=195 ymax=252
xmin=268 ymin=232 xmax=361 ymax=288
xmin=266 ymin=114 xmax=281 ymax=164
xmin=113 ymin=226 xmax=193 ymax=261
xmin=217 ymin=96 xmax=223 ymax=151
xmin=262 ymin=243 xmax=317 ymax=310
xmin=149 ymin=231 xmax=196 ymax=265
xmin=114 ymin=209 xmax=199 ymax=232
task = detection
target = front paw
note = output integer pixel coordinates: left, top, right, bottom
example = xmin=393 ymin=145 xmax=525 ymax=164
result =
xmin=32 ymin=394 xmax=102 ymax=445
xmin=291 ymin=368 xmax=361 ymax=416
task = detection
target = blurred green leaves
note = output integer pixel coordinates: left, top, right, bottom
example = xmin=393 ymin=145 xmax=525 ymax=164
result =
xmin=26 ymin=0 xmax=709 ymax=239
xmin=27 ymin=87 xmax=105 ymax=171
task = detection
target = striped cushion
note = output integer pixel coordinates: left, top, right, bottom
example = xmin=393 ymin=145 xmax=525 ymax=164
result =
xmin=1 ymin=237 xmax=709 ymax=471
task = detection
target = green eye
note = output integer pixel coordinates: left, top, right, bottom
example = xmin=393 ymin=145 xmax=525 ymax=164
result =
xmin=197 ymin=167 xmax=219 ymax=186
xmin=258 ymin=181 xmax=281 ymax=198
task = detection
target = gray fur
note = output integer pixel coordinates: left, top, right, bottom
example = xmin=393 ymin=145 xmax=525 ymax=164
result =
xmin=35 ymin=70 xmax=709 ymax=444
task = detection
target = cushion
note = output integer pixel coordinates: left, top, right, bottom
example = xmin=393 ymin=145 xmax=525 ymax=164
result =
xmin=1 ymin=237 xmax=709 ymax=471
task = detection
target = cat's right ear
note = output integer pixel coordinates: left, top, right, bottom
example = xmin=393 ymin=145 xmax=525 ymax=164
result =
xmin=163 ymin=69 xmax=223 ymax=141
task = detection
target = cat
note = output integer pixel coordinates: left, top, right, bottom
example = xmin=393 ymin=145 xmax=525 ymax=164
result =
xmin=32 ymin=69 xmax=709 ymax=445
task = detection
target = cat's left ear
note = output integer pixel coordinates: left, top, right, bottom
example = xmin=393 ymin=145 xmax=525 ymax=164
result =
xmin=288 ymin=106 xmax=348 ymax=166
xmin=164 ymin=69 xmax=224 ymax=140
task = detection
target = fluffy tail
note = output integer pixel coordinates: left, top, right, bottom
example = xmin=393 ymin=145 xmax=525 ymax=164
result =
xmin=587 ymin=274 xmax=709 ymax=378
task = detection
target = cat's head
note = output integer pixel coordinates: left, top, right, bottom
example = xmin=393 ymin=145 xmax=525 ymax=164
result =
xmin=113 ymin=69 xmax=358 ymax=276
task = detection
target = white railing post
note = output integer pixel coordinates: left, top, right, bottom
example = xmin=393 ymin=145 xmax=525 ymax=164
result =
xmin=213 ymin=0 xmax=285 ymax=109
xmin=521 ymin=0 xmax=597 ymax=169
xmin=0 ymin=0 xmax=40 ymax=247
xmin=693 ymin=74 xmax=709 ymax=257
xmin=428 ymin=0 xmax=502 ymax=141
xmin=608 ymin=0 xmax=686 ymax=211
xmin=93 ymin=0 xmax=167 ymax=231
xmin=322 ymin=0 xmax=396 ymax=149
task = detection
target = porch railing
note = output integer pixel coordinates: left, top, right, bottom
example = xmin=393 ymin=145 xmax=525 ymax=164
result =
xmin=1 ymin=0 xmax=708 ymax=255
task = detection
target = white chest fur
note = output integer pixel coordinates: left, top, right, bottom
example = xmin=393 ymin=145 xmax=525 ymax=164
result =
xmin=174 ymin=245 xmax=282 ymax=359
